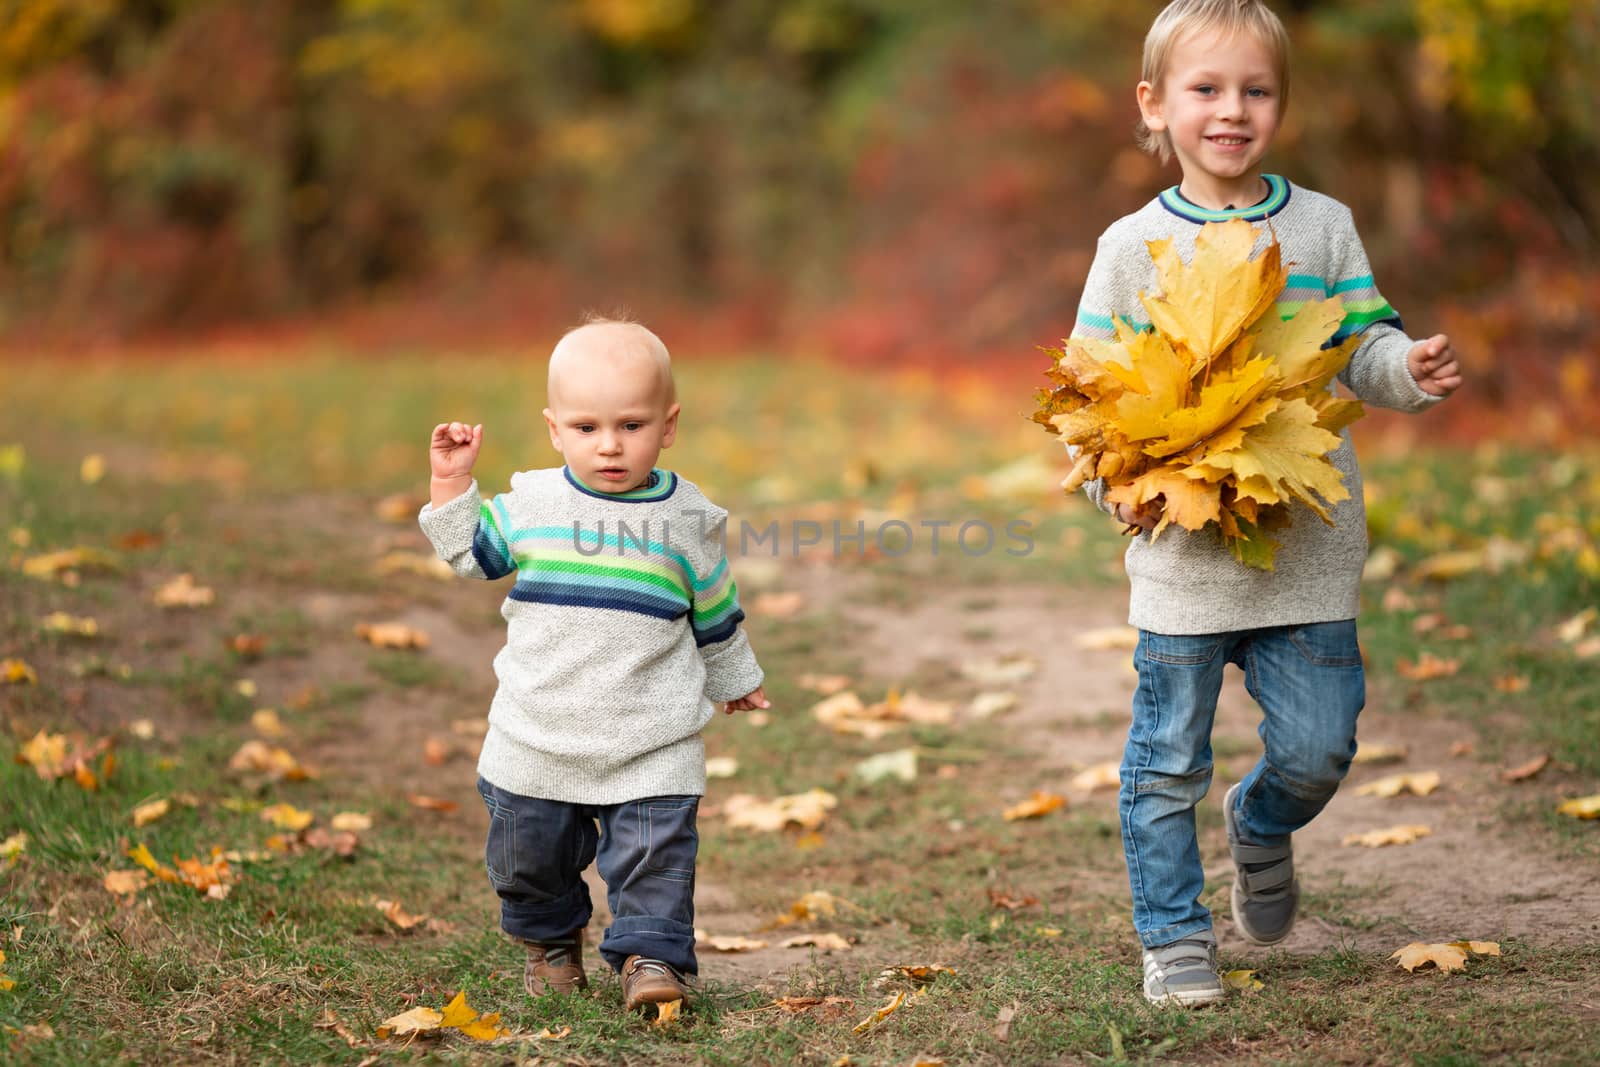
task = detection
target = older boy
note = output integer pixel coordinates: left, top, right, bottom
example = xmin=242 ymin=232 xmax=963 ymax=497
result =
xmin=420 ymin=318 xmax=769 ymax=1010
xmin=1073 ymin=0 xmax=1461 ymax=1006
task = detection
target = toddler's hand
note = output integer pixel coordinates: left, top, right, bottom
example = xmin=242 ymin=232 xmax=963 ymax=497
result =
xmin=430 ymin=422 xmax=483 ymax=481
xmin=1407 ymin=334 xmax=1462 ymax=398
xmin=1114 ymin=500 xmax=1162 ymax=533
xmin=722 ymin=686 xmax=770 ymax=715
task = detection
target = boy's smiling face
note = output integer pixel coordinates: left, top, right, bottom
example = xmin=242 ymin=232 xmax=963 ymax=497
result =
xmin=1138 ymin=27 xmax=1282 ymax=210
xmin=543 ymin=324 xmax=680 ymax=494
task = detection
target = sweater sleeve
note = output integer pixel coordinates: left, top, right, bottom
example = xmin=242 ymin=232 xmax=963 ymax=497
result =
xmin=1328 ymin=206 xmax=1440 ymax=413
xmin=417 ymin=479 xmax=518 ymax=580
xmin=687 ymin=505 xmax=764 ymax=703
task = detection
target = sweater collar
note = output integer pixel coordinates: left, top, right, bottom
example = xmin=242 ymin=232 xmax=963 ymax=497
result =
xmin=1159 ymin=173 xmax=1291 ymax=224
xmin=563 ymin=466 xmax=678 ymax=502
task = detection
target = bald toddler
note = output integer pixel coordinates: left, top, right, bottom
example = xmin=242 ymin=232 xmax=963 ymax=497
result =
xmin=420 ymin=318 xmax=769 ymax=1012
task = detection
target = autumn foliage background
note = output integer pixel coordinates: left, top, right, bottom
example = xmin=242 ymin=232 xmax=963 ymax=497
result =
xmin=0 ymin=0 xmax=1596 ymax=423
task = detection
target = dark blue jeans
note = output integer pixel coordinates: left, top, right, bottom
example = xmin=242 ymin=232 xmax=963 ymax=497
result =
xmin=1120 ymin=621 xmax=1366 ymax=947
xmin=476 ymin=777 xmax=699 ymax=975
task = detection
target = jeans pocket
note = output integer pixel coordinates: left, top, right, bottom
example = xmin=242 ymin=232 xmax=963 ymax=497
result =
xmin=641 ymin=798 xmax=698 ymax=883
xmin=1287 ymin=620 xmax=1363 ymax=668
xmin=1142 ymin=632 xmax=1223 ymax=666
xmin=480 ymin=792 xmax=517 ymax=890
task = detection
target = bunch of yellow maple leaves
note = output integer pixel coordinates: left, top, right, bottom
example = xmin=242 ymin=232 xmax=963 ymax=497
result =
xmin=1034 ymin=218 xmax=1365 ymax=569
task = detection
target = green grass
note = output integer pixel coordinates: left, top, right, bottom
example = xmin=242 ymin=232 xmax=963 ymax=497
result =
xmin=2 ymin=352 xmax=1598 ymax=1063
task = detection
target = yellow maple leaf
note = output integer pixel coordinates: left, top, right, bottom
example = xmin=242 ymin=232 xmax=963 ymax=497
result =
xmin=1356 ymin=771 xmax=1442 ymax=798
xmin=260 ymin=803 xmax=314 ymax=831
xmin=1391 ymin=940 xmax=1498 ymax=973
xmin=1223 ymin=968 xmax=1264 ymax=991
xmin=376 ymin=1005 xmax=443 ymax=1039
xmin=1190 ymin=398 xmax=1348 ymax=522
xmin=723 ymin=789 xmax=837 ymax=832
xmin=1341 ymin=824 xmax=1432 ymax=848
xmin=1 ymin=831 xmax=26 ymax=866
xmin=2 ymin=659 xmax=38 ymax=685
xmin=132 ymin=798 xmax=171 ymax=828
xmin=1141 ymin=219 xmax=1283 ymax=373
xmin=653 ymin=999 xmax=683 ymax=1027
xmin=1556 ymin=794 xmax=1600 ymax=819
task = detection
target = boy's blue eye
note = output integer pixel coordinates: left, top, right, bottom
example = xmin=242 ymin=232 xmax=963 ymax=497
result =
xmin=1248 ymin=87 xmax=1271 ymax=98
xmin=577 ymin=424 xmax=595 ymax=433
xmin=624 ymin=422 xmax=644 ymax=432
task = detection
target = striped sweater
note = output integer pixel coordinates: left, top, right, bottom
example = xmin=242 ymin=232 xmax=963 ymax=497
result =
xmin=419 ymin=467 xmax=763 ymax=803
xmin=1073 ymin=175 xmax=1442 ymax=634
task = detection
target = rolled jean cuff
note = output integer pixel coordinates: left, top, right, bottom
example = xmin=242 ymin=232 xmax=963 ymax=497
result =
xmin=1139 ymin=917 xmax=1214 ymax=950
xmin=600 ymin=914 xmax=698 ymax=975
xmin=500 ymin=885 xmax=592 ymax=943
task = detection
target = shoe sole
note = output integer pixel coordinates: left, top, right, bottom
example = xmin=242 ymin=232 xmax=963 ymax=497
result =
xmin=1144 ymin=985 xmax=1226 ymax=1007
xmin=1224 ymin=783 xmax=1298 ymax=945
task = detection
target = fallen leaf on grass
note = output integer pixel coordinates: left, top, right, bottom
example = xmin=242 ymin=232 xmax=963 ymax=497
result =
xmin=968 ymin=690 xmax=1021 ymax=722
xmin=2 ymin=659 xmax=37 ymax=685
xmin=374 ymin=551 xmax=453 ymax=579
xmin=653 ymin=999 xmax=682 ymax=1027
xmin=534 ymin=1025 xmax=572 ymax=1040
xmin=1411 ymin=550 xmax=1486 ymax=582
xmin=1556 ymin=794 xmax=1600 ymax=819
xmin=1342 ymin=824 xmax=1432 ymax=848
xmin=450 ymin=717 xmax=489 ymax=736
xmin=314 ymin=1009 xmax=364 ymax=1049
xmin=854 ymin=748 xmax=917 ymax=784
xmin=3 ymin=1021 xmax=53 ymax=1041
xmin=987 ymin=888 xmax=1038 ymax=910
xmin=228 ymin=740 xmax=314 ymax=781
xmin=767 ymin=890 xmax=861 ymax=928
xmin=1351 ymin=742 xmax=1409 ymax=765
xmin=438 ymin=990 xmax=508 ymax=1041
xmin=38 ymin=612 xmax=98 ymax=637
xmin=772 ymin=995 xmax=853 ymax=1015
xmin=20 ymin=547 xmax=119 ymax=581
xmin=852 ymin=990 xmax=907 ymax=1034
xmin=993 ymin=1003 xmax=1018 ymax=1042
xmin=1355 ymin=771 xmax=1441 ymax=798
xmin=331 ymin=812 xmax=373 ymax=832
xmin=1069 ymin=761 xmax=1120 ymax=792
xmin=750 ymin=591 xmax=805 ymax=618
xmin=103 ymin=869 xmax=150 ymax=896
xmin=881 ymin=964 xmax=957 ymax=983
xmin=0 ymin=948 xmax=12 ymax=991
xmin=1555 ymin=607 xmax=1597 ymax=644
xmin=376 ymin=899 xmax=426 ymax=930
xmin=15 ymin=730 xmax=114 ymax=788
xmin=250 ymin=709 xmax=285 ymax=737
xmin=80 ymin=453 xmax=106 ymax=484
xmin=261 ymin=803 xmax=315 ymax=831
xmin=375 ymin=492 xmax=428 ymax=523
xmin=1499 ymin=754 xmax=1551 ymax=783
xmin=1574 ymin=637 xmax=1600 ymax=660
xmin=1492 ymin=673 xmax=1529 ymax=693
xmin=1395 ymin=653 xmax=1459 ymax=681
xmin=1223 ymin=969 xmax=1264 ymax=991
xmin=128 ymin=843 xmax=235 ymax=899
xmin=1 ymin=831 xmax=25 ymax=866
xmin=1003 ymin=791 xmax=1066 ymax=821
xmin=1073 ymin=626 xmax=1139 ymax=651
xmin=696 ymin=933 xmax=769 ymax=952
xmin=376 ymin=1005 xmax=444 ymax=1039
xmin=959 ymin=653 xmax=1038 ymax=686
xmin=705 ymin=756 xmax=739 ymax=778
xmin=355 ymin=622 xmax=430 ymax=649
xmin=1391 ymin=940 xmax=1499 ymax=973
xmin=153 ymin=573 xmax=215 ymax=608
xmin=224 ymin=634 xmax=266 ymax=659
xmin=796 ymin=673 xmax=852 ymax=695
xmin=407 ymin=794 xmax=459 ymax=813
xmin=422 ymin=738 xmax=450 ymax=766
xmin=132 ymin=799 xmax=171 ymax=827
xmin=724 ymin=789 xmax=837 ymax=832
xmin=283 ymin=828 xmax=360 ymax=858
xmin=780 ymin=933 xmax=852 ymax=951
xmin=234 ymin=679 xmax=257 ymax=698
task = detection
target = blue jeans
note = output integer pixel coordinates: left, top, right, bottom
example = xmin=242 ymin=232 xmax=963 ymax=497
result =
xmin=476 ymin=777 xmax=699 ymax=974
xmin=1119 ymin=621 xmax=1365 ymax=948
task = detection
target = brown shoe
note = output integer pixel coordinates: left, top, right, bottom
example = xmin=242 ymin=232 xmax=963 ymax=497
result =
xmin=621 ymin=955 xmax=689 ymax=1010
xmin=523 ymin=928 xmax=588 ymax=995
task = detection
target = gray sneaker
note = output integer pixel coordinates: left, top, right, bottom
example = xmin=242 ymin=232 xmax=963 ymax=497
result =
xmin=1224 ymin=782 xmax=1299 ymax=944
xmin=1141 ymin=934 xmax=1224 ymax=1007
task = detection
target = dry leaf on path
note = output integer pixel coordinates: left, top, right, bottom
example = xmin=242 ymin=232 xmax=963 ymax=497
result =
xmin=1356 ymin=771 xmax=1441 ymax=798
xmin=1556 ymin=794 xmax=1600 ymax=819
xmin=1391 ymin=940 xmax=1499 ymax=973
xmin=724 ymin=789 xmax=837 ymax=832
xmin=705 ymin=756 xmax=739 ymax=779
xmin=772 ymin=995 xmax=853 ymax=1015
xmin=1002 ymin=791 xmax=1066 ymax=821
xmin=1223 ymin=969 xmax=1264 ymax=991
xmin=993 ymin=1003 xmax=1018 ymax=1043
xmin=534 ymin=1025 xmax=572 ymax=1040
xmin=1351 ymin=742 xmax=1408 ymax=765
xmin=750 ymin=591 xmax=805 ymax=618
xmin=355 ymin=622 xmax=430 ymax=649
xmin=376 ymin=899 xmax=426 ymax=930
xmin=1499 ymin=754 xmax=1551 ymax=783
xmin=854 ymin=748 xmax=917 ymax=784
xmin=1342 ymin=824 xmax=1431 ymax=848
xmin=852 ymin=991 xmax=907 ymax=1034
xmin=153 ymin=573 xmax=215 ymax=608
xmin=376 ymin=1005 xmax=444 ymax=1039
xmin=987 ymin=888 xmax=1038 ymax=911
xmin=797 ymin=673 xmax=852 ymax=695
xmin=2 ymin=659 xmax=38 ymax=685
xmin=331 ymin=812 xmax=373 ymax=832
xmin=228 ymin=740 xmax=313 ymax=781
xmin=781 ymin=933 xmax=852 ymax=952
xmin=422 ymin=738 xmax=451 ymax=766
xmin=374 ymin=551 xmax=453 ymax=579
xmin=375 ymin=492 xmax=427 ymax=523
xmin=959 ymin=653 xmax=1038 ymax=686
xmin=697 ymin=934 xmax=769 ymax=952
xmin=767 ymin=890 xmax=860 ymax=928
xmin=969 ymin=691 xmax=1019 ymax=718
xmin=1069 ymin=761 xmax=1120 ymax=792
xmin=407 ymin=794 xmax=459 ymax=813
xmin=1073 ymin=627 xmax=1139 ymax=651
xmin=1395 ymin=653 xmax=1460 ymax=680
xmin=250 ymin=709 xmax=285 ymax=737
xmin=103 ymin=869 xmax=150 ymax=895
xmin=1555 ymin=607 xmax=1597 ymax=644
xmin=38 ymin=612 xmax=98 ymax=637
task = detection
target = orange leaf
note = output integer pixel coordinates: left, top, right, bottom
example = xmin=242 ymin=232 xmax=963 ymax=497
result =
xmin=1002 ymin=791 xmax=1066 ymax=821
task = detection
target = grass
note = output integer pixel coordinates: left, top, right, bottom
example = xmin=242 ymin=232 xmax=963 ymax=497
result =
xmin=2 ymin=351 xmax=1598 ymax=1063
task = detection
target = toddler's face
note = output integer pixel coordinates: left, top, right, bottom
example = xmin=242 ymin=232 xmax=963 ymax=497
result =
xmin=1141 ymin=27 xmax=1282 ymax=203
xmin=543 ymin=357 xmax=679 ymax=494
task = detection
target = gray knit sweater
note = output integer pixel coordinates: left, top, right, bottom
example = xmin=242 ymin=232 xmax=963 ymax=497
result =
xmin=1072 ymin=176 xmax=1441 ymax=634
xmin=418 ymin=467 xmax=763 ymax=803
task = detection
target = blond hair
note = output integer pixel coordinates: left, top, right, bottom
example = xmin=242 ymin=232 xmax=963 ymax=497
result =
xmin=1135 ymin=0 xmax=1291 ymax=163
xmin=549 ymin=314 xmax=676 ymax=406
